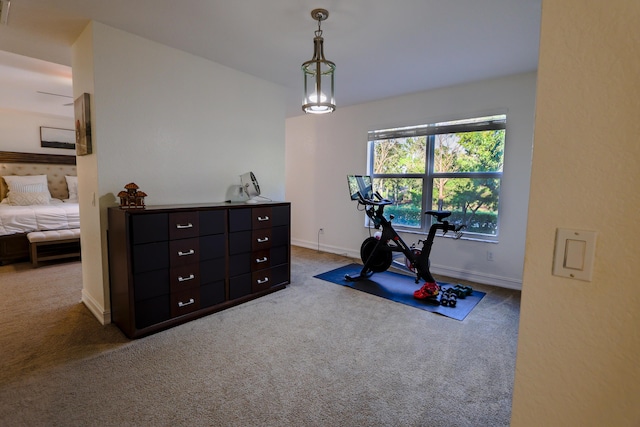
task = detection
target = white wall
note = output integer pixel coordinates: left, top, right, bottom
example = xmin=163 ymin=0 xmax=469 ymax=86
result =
xmin=511 ymin=1 xmax=640 ymax=425
xmin=286 ymin=72 xmax=536 ymax=289
xmin=0 ymin=109 xmax=73 ymax=154
xmin=72 ymin=22 xmax=286 ymax=323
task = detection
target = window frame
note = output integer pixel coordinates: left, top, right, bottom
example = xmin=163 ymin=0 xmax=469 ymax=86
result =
xmin=367 ymin=115 xmax=506 ymax=241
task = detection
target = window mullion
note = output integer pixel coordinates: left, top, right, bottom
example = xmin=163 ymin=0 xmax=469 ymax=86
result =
xmin=423 ymin=135 xmax=435 ymax=230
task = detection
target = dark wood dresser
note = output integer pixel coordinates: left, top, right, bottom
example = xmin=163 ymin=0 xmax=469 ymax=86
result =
xmin=108 ymin=202 xmax=290 ymax=338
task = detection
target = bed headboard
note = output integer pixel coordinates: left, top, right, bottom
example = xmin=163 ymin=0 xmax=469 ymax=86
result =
xmin=0 ymin=151 xmax=77 ymax=200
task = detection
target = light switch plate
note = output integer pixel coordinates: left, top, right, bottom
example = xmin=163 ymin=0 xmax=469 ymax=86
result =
xmin=552 ymin=228 xmax=597 ymax=281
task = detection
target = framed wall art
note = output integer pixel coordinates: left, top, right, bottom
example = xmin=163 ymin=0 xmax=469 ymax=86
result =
xmin=40 ymin=126 xmax=75 ymax=149
xmin=74 ymin=92 xmax=92 ymax=156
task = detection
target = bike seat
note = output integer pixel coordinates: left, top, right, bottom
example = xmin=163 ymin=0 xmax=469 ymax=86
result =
xmin=425 ymin=210 xmax=451 ymax=222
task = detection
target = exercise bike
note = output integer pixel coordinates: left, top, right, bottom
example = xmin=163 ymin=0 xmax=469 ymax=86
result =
xmin=345 ymin=175 xmax=465 ymax=303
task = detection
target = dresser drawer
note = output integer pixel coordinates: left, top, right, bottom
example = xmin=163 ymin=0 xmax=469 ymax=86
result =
xmin=252 ymin=229 xmax=272 ymax=251
xmin=252 ymin=207 xmax=272 ymax=230
xmin=271 ymin=205 xmax=290 ymax=227
xmin=229 ymin=230 xmax=251 ymax=255
xmin=171 ymin=289 xmax=201 ymax=317
xmin=170 ymin=264 xmax=200 ymax=292
xmin=169 ymin=238 xmax=200 ymax=267
xmin=271 ymin=263 xmax=289 ymax=286
xmin=134 ymin=269 xmax=170 ymax=301
xmin=271 ymin=225 xmax=289 ymax=247
xmin=229 ymin=208 xmax=252 ymax=232
xmin=250 ymin=247 xmax=287 ymax=271
xmin=169 ymin=212 xmax=200 ymax=240
xmin=201 ymin=280 xmax=226 ymax=308
xmin=135 ymin=295 xmax=171 ymax=329
xmin=229 ymin=273 xmax=252 ymax=300
xmin=251 ymin=270 xmax=272 ymax=293
xmin=200 ymin=210 xmax=226 ymax=235
xmin=270 ymin=245 xmax=288 ymax=266
xmin=200 ymin=234 xmax=226 ymax=260
xmin=133 ymin=241 xmax=168 ymax=274
xmin=131 ymin=213 xmax=168 ymax=244
xmin=229 ymin=252 xmax=250 ymax=276
xmin=251 ymin=249 xmax=271 ymax=271
xmin=251 ymin=264 xmax=289 ymax=293
xmin=200 ymin=257 xmax=226 ymax=284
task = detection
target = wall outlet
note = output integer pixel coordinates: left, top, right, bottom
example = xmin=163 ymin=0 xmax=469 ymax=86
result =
xmin=487 ymin=250 xmax=494 ymax=261
xmin=319 ymin=228 xmax=324 ymax=234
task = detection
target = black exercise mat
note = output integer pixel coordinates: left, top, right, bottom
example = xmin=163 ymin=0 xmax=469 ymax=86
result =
xmin=314 ymin=263 xmax=485 ymax=321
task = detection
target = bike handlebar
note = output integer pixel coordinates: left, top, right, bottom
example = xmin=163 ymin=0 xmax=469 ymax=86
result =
xmin=357 ymin=192 xmax=393 ymax=206
xmin=357 ymin=196 xmax=466 ymax=234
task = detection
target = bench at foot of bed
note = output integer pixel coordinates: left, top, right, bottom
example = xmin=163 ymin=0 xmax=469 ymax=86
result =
xmin=27 ymin=229 xmax=81 ymax=268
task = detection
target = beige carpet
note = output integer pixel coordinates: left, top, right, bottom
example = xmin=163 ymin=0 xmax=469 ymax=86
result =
xmin=0 ymin=246 xmax=521 ymax=426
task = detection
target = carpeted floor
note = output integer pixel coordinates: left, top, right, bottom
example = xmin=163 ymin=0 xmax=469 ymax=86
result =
xmin=0 ymin=246 xmax=521 ymax=426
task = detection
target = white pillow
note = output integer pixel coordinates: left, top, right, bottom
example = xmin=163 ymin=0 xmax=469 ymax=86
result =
xmin=65 ymin=175 xmax=78 ymax=201
xmin=2 ymin=175 xmax=50 ymax=195
xmin=7 ymin=191 xmax=51 ymax=206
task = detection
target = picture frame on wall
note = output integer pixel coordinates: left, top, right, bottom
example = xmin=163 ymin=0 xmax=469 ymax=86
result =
xmin=74 ymin=92 xmax=92 ymax=156
xmin=40 ymin=127 xmax=75 ymax=149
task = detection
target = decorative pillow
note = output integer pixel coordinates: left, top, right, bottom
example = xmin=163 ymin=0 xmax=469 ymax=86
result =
xmin=7 ymin=191 xmax=51 ymax=206
xmin=2 ymin=175 xmax=50 ymax=196
xmin=65 ymin=175 xmax=78 ymax=201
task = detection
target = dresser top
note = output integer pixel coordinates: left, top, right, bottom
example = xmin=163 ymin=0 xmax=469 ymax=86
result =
xmin=109 ymin=201 xmax=289 ymax=214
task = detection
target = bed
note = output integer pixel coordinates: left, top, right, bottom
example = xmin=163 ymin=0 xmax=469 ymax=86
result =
xmin=0 ymin=151 xmax=79 ymax=265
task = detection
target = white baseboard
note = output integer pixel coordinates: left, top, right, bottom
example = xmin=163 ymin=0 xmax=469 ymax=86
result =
xmin=292 ymin=239 xmax=359 ymax=259
xmin=81 ymin=289 xmax=111 ymax=325
xmin=292 ymin=240 xmax=522 ymax=290
xmin=429 ymin=263 xmax=522 ymax=290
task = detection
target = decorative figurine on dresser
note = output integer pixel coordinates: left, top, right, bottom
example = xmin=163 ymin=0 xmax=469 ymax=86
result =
xmin=107 ymin=200 xmax=291 ymax=338
xmin=117 ymin=182 xmax=147 ymax=209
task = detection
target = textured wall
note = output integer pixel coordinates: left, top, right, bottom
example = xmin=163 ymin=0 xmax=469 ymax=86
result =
xmin=286 ymin=73 xmax=537 ymax=289
xmin=72 ymin=22 xmax=286 ymax=322
xmin=511 ymin=1 xmax=640 ymax=425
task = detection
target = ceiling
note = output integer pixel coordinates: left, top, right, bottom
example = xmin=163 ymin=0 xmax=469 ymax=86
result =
xmin=0 ymin=0 xmax=541 ymax=119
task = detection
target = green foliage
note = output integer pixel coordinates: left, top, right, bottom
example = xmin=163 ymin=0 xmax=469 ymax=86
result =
xmin=382 ymin=204 xmax=422 ymax=228
xmin=432 ymin=130 xmax=504 ymax=229
xmin=371 ymin=125 xmax=505 ymax=236
xmin=373 ymin=137 xmax=426 ymax=174
xmin=454 ymin=130 xmax=505 ymax=172
xmin=431 ymin=210 xmax=498 ymax=235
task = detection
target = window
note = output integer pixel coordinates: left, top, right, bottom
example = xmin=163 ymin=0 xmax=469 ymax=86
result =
xmin=368 ymin=114 xmax=506 ymax=239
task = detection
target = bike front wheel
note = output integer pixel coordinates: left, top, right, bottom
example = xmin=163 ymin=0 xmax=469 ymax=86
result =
xmin=360 ymin=237 xmax=393 ymax=273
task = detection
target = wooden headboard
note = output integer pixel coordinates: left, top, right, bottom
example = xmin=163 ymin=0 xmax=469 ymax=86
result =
xmin=0 ymin=151 xmax=77 ymax=200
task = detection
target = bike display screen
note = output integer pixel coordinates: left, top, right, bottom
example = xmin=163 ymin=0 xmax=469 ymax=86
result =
xmin=347 ymin=175 xmax=373 ymax=200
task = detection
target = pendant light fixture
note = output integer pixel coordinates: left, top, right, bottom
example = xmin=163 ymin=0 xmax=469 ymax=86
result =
xmin=302 ymin=8 xmax=336 ymax=114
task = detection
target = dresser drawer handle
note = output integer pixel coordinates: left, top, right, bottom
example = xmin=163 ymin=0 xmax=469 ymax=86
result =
xmin=256 ymin=257 xmax=268 ymax=263
xmin=178 ymin=298 xmax=195 ymax=307
xmin=257 ymin=216 xmax=270 ymax=222
xmin=178 ymin=274 xmax=195 ymax=282
xmin=178 ymin=249 xmax=195 ymax=257
xmin=257 ymin=237 xmax=269 ymax=243
xmin=256 ymin=277 xmax=269 ymax=285
xmin=176 ymin=223 xmax=193 ymax=229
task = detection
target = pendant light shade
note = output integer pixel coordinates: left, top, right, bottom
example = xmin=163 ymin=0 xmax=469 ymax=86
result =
xmin=302 ymin=9 xmax=335 ymax=114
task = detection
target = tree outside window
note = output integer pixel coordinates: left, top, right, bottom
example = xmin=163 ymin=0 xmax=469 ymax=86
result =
xmin=368 ymin=115 xmax=506 ymax=239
